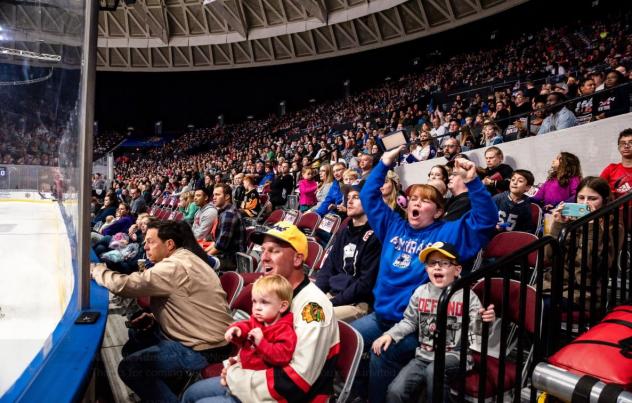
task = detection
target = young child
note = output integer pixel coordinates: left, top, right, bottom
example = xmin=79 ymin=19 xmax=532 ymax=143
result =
xmin=493 ymin=169 xmax=534 ymax=233
xmin=298 ymin=167 xmax=318 ymax=212
xmin=342 ymin=169 xmax=359 ymax=185
xmin=372 ymin=242 xmax=496 ymax=402
xmin=224 ymin=275 xmax=297 ymax=371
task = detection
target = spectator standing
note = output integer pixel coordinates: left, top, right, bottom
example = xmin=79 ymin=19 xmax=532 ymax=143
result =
xmin=269 ymin=161 xmax=294 ymax=209
xmin=373 ymin=242 xmax=496 ymax=403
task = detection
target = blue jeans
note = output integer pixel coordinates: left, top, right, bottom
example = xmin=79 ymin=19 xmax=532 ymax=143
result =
xmin=118 ymin=327 xmax=209 ymax=403
xmin=386 ymin=354 xmax=460 ymax=403
xmin=181 ymin=376 xmax=242 ymax=403
xmin=351 ymin=312 xmax=419 ymax=403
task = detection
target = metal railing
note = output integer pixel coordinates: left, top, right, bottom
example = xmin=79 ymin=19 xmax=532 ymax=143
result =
xmin=555 ymin=190 xmax=632 ymax=344
xmin=431 ymin=191 xmax=632 ymax=402
xmin=432 ymin=236 xmax=560 ymax=403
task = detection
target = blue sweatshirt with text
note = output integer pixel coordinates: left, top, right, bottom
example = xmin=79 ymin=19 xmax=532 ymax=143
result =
xmin=360 ymin=161 xmax=498 ymax=321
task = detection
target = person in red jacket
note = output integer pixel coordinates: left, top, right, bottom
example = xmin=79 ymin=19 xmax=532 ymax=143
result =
xmin=224 ymin=274 xmax=297 ymax=371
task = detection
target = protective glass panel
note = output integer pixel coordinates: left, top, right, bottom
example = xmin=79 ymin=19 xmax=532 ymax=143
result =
xmin=0 ymin=0 xmax=84 ymax=394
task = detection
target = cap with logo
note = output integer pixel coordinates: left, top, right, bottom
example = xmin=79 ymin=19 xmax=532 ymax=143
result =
xmin=251 ymin=221 xmax=308 ymax=261
xmin=418 ymin=241 xmax=460 ymax=263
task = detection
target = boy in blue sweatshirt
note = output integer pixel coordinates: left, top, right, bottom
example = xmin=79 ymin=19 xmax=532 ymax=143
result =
xmin=351 ymin=146 xmax=498 ymax=403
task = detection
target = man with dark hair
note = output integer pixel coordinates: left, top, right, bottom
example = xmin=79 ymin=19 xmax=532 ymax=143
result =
xmin=538 ymin=91 xmax=577 ymax=134
xmin=441 ymin=138 xmax=462 ymax=163
xmin=204 ymin=183 xmax=246 ymax=270
xmin=192 ymin=187 xmax=217 ymax=241
xmin=269 ymin=161 xmax=294 ymax=209
xmin=316 ymin=183 xmax=381 ymax=322
xmin=129 ymin=187 xmax=146 ymax=216
xmin=600 ymin=128 xmax=632 ymax=198
xmin=91 ymin=220 xmax=233 ymax=403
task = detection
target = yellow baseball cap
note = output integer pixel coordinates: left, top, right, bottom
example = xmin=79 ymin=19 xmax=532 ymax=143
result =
xmin=252 ymin=221 xmax=309 ymax=261
xmin=418 ymin=241 xmax=460 ymax=263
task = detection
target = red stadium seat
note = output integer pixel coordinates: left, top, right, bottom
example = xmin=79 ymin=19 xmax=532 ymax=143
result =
xmin=296 ymin=211 xmax=321 ymax=236
xmin=220 ymin=271 xmax=244 ymax=310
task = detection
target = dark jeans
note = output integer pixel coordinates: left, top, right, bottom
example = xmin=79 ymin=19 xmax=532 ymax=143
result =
xmin=118 ymin=326 xmax=231 ymax=403
xmin=351 ymin=312 xmax=419 ymax=403
xmin=386 ymin=355 xmax=460 ymax=403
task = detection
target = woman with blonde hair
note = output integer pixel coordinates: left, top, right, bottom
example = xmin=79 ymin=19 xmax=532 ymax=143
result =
xmin=178 ymin=191 xmax=199 ymax=224
xmin=313 ymin=164 xmax=334 ymax=211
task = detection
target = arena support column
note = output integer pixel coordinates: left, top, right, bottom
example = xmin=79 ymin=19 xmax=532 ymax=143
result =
xmin=77 ymin=0 xmax=99 ymax=309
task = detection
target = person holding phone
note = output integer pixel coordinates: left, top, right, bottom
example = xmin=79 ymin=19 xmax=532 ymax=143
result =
xmin=545 ymin=177 xmax=624 ymax=309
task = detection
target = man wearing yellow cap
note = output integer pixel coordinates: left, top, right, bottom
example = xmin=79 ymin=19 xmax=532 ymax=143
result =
xmin=183 ymin=222 xmax=340 ymax=403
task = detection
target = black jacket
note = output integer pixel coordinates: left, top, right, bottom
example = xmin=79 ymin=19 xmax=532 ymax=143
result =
xmin=315 ymin=221 xmax=381 ymax=306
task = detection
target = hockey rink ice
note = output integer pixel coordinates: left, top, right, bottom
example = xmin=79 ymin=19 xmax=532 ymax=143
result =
xmin=0 ymin=193 xmax=74 ymax=395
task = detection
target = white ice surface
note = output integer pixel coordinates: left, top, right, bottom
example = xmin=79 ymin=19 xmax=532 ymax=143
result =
xmin=0 ymin=197 xmax=73 ymax=395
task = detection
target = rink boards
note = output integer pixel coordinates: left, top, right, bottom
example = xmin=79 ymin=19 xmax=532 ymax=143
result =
xmin=0 ymin=192 xmax=74 ymax=396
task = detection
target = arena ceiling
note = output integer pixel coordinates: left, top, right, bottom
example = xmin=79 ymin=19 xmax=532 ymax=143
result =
xmin=0 ymin=0 xmax=528 ymax=71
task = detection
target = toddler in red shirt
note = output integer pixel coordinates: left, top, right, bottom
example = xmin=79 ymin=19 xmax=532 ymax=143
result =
xmin=224 ymin=274 xmax=297 ymax=371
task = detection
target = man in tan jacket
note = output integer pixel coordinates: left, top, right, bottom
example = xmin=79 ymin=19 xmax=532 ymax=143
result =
xmin=92 ymin=220 xmax=233 ymax=403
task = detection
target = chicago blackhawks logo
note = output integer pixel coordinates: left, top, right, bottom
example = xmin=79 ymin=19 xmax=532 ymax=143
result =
xmin=301 ymin=302 xmax=325 ymax=323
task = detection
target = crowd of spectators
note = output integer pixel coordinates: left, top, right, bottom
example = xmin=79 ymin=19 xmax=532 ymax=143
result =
xmin=82 ymin=9 xmax=632 ymax=403
xmin=109 ymin=11 xmax=631 ymax=190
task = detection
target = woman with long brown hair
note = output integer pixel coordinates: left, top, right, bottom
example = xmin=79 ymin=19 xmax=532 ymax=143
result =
xmin=533 ymin=151 xmax=582 ymax=211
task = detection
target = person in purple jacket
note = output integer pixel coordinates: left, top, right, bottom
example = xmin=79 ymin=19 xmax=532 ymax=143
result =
xmin=532 ymin=152 xmax=582 ymax=212
xmin=93 ymin=203 xmax=135 ymax=256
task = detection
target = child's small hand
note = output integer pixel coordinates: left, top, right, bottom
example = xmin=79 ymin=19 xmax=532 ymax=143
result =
xmin=248 ymin=328 xmax=263 ymax=345
xmin=371 ymin=335 xmax=393 ymax=356
xmin=225 ymin=326 xmax=241 ymax=342
xmin=479 ymin=304 xmax=496 ymax=323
